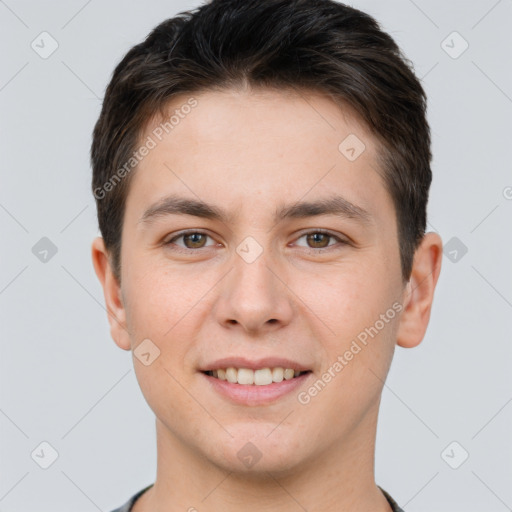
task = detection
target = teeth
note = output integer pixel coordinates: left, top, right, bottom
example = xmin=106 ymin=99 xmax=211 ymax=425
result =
xmin=226 ymin=367 xmax=237 ymax=383
xmin=254 ymin=368 xmax=273 ymax=386
xmin=272 ymin=367 xmax=284 ymax=382
xmin=237 ymin=368 xmax=254 ymax=385
xmin=284 ymin=368 xmax=295 ymax=380
xmin=208 ymin=367 xmax=307 ymax=385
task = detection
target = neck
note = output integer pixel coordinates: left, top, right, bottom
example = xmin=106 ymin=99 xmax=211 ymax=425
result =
xmin=135 ymin=407 xmax=392 ymax=512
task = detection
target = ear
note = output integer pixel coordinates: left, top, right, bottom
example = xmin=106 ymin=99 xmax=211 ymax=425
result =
xmin=91 ymin=236 xmax=131 ymax=351
xmin=396 ymin=232 xmax=443 ymax=348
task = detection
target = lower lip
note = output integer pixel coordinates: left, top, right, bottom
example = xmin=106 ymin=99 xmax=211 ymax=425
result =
xmin=201 ymin=372 xmax=312 ymax=406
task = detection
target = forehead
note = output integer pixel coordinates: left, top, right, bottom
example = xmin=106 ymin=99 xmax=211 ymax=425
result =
xmin=143 ymin=86 xmax=376 ymax=154
xmin=124 ymin=87 xmax=392 ymax=226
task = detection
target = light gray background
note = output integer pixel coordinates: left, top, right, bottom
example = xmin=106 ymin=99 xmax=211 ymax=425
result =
xmin=1 ymin=0 xmax=511 ymax=511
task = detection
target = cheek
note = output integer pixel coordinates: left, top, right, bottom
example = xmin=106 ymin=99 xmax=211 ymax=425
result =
xmin=292 ymin=258 xmax=401 ymax=397
xmin=292 ymin=258 xmax=397 ymax=337
xmin=123 ymin=267 xmax=201 ymax=421
xmin=131 ymin=353 xmax=200 ymax=448
xmin=123 ymin=260 xmax=207 ymax=337
xmin=123 ymin=262 xmax=217 ymax=403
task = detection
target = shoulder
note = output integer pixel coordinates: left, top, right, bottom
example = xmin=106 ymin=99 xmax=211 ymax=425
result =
xmin=108 ymin=484 xmax=154 ymax=512
xmin=378 ymin=486 xmax=406 ymax=512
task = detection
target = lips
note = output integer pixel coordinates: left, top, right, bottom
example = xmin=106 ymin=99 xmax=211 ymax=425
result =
xmin=199 ymin=356 xmax=311 ymax=373
xmin=201 ymin=369 xmax=312 ymax=405
xmin=198 ymin=356 xmax=313 ymax=402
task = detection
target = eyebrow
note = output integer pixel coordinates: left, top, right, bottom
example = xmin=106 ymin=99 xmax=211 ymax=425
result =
xmin=138 ymin=193 xmax=373 ymax=226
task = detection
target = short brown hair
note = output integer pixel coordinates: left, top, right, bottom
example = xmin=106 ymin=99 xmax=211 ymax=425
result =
xmin=91 ymin=0 xmax=432 ymax=284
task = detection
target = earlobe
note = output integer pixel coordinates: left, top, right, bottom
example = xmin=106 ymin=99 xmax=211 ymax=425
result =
xmin=91 ymin=237 xmax=131 ymax=351
xmin=396 ymin=232 xmax=443 ymax=348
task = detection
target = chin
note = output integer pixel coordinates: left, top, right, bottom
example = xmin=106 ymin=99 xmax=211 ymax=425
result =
xmin=209 ymin=429 xmax=309 ymax=476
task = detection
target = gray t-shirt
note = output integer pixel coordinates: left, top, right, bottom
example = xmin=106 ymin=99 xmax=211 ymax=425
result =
xmin=110 ymin=484 xmax=405 ymax=511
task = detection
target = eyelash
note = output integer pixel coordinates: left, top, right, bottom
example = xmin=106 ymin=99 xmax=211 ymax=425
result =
xmin=164 ymin=229 xmax=348 ymax=253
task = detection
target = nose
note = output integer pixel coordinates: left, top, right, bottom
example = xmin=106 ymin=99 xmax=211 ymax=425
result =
xmin=213 ymin=245 xmax=294 ymax=334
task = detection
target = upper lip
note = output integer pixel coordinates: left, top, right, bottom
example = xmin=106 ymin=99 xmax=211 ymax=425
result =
xmin=200 ymin=357 xmax=312 ymax=372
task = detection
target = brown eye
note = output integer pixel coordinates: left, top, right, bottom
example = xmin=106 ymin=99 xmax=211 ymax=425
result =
xmin=306 ymin=232 xmax=331 ymax=248
xmin=294 ymin=230 xmax=347 ymax=251
xmin=183 ymin=233 xmax=207 ymax=248
xmin=166 ymin=231 xmax=214 ymax=249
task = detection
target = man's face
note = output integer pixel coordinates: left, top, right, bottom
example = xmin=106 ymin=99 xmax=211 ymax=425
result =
xmin=114 ymin=88 xmax=407 ymax=473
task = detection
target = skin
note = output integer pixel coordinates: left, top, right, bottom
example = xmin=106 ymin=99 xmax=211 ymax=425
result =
xmin=92 ymin=87 xmax=442 ymax=512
